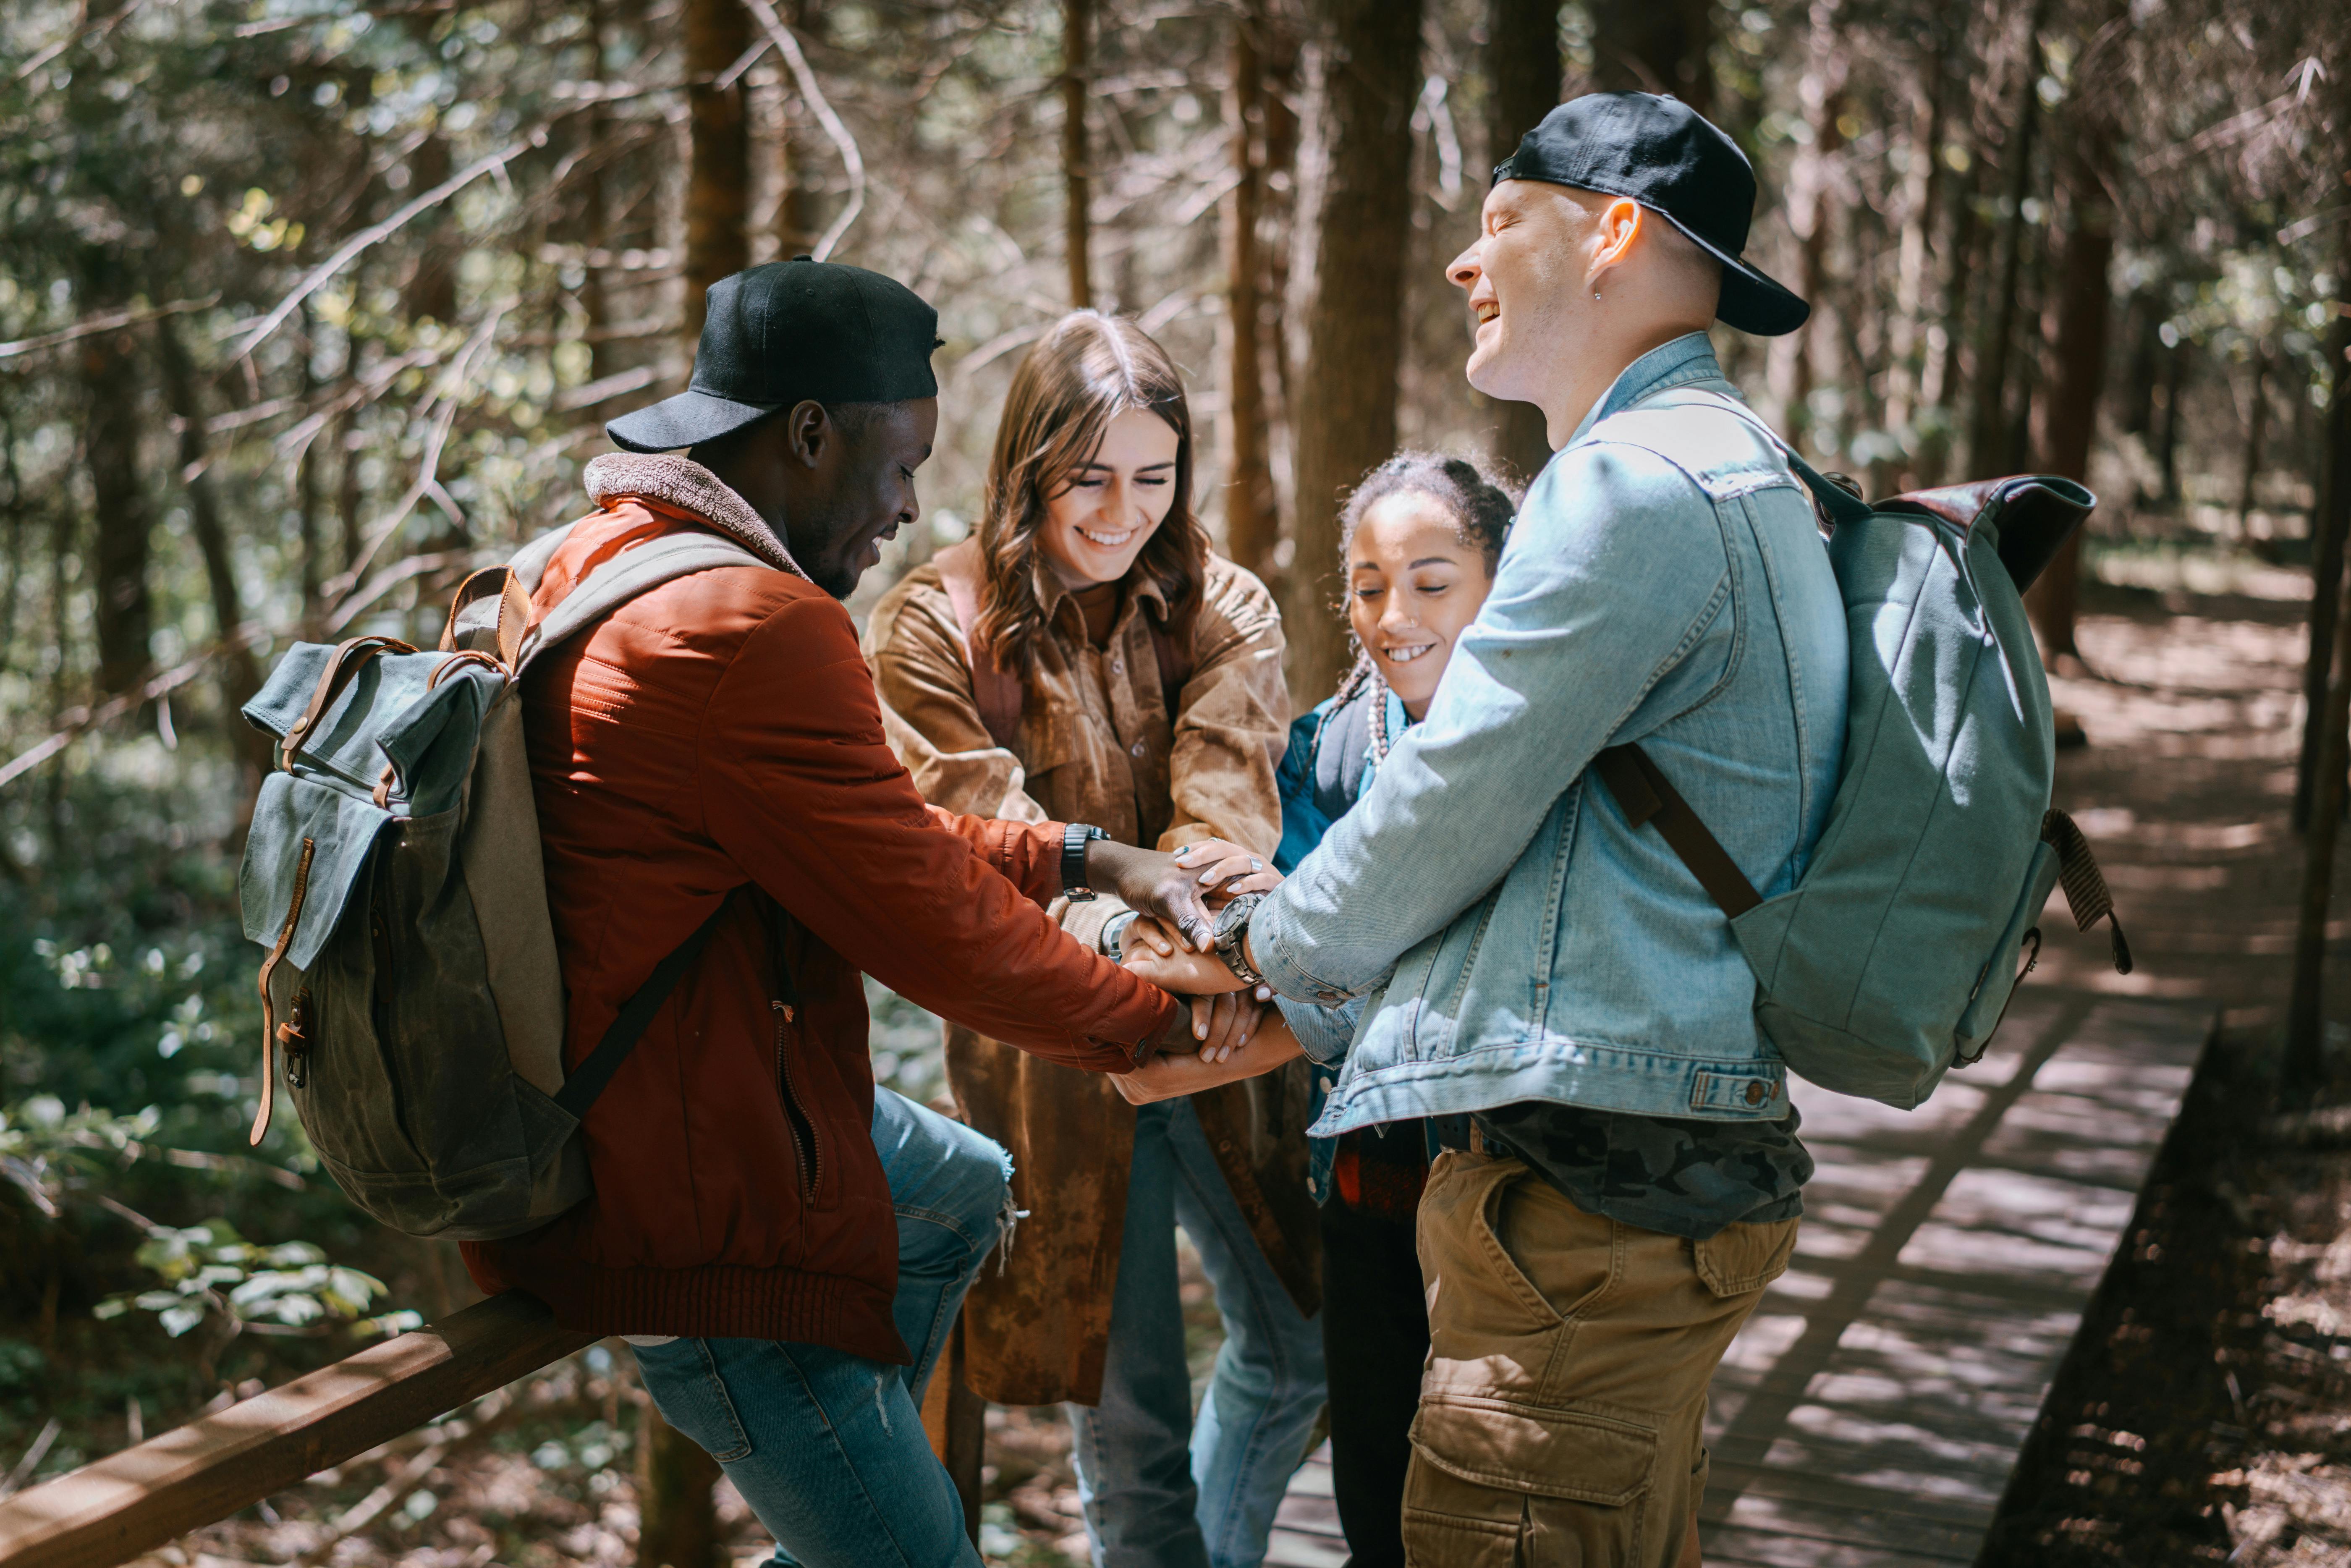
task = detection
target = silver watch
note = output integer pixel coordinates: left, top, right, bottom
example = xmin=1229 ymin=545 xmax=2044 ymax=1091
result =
xmin=1211 ymin=893 xmax=1266 ymax=987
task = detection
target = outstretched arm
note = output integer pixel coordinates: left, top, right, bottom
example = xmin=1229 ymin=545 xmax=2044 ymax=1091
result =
xmin=702 ymin=594 xmax=1182 ymax=1069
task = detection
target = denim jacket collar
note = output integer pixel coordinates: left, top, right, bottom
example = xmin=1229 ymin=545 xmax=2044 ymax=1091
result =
xmin=1565 ymin=331 xmax=1725 ymax=448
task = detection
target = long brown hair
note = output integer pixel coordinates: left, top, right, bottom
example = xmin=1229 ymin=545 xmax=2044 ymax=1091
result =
xmin=971 ymin=310 xmax=1209 ymax=668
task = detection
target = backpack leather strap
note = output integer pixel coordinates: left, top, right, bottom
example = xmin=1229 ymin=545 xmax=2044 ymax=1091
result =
xmin=280 ymin=635 xmax=417 ymax=774
xmin=1591 ymin=744 xmax=1763 ymax=919
xmin=1147 ymin=613 xmax=1194 ymax=721
xmin=934 ymin=541 xmax=1026 ymax=750
xmin=935 ymin=539 xmax=1196 ymax=748
xmin=249 ymin=836 xmax=317 ymax=1146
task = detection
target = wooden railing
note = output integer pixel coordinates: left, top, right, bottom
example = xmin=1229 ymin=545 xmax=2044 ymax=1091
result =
xmin=0 ymin=1295 xmax=591 ymax=1568
xmin=0 ymin=1296 xmax=989 ymax=1568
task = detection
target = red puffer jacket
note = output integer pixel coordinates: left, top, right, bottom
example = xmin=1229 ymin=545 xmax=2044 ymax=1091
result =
xmin=462 ymin=500 xmax=1178 ymax=1362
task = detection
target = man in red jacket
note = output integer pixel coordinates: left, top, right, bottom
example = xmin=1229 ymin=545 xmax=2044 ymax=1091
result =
xmin=462 ymin=260 xmax=1247 ymax=1567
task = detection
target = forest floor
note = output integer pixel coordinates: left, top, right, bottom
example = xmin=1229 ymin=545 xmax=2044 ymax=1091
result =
xmin=1971 ymin=551 xmax=2351 ymax=1567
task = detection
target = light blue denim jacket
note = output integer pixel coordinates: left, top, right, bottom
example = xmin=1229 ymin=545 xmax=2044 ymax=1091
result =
xmin=1257 ymin=333 xmax=1849 ymax=1134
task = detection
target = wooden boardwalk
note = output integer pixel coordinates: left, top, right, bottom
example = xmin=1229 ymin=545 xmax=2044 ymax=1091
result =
xmin=1264 ymin=992 xmax=2209 ymax=1568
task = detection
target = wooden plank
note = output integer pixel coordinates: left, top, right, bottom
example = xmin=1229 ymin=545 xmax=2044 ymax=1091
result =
xmin=0 ymin=1293 xmax=592 ymax=1568
xmin=1699 ymin=1523 xmax=1975 ymax=1567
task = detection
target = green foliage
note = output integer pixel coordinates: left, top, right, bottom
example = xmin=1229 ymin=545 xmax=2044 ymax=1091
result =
xmin=93 ymin=1218 xmax=412 ymax=1341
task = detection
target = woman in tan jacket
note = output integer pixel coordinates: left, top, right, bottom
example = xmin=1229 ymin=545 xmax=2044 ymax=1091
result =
xmin=865 ymin=311 xmax=1322 ymax=1568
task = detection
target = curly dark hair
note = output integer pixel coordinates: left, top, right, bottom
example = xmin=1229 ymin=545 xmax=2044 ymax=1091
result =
xmin=1322 ymin=451 xmax=1521 ymax=714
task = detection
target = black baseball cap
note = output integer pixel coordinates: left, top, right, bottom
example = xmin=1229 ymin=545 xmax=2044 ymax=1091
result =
xmin=607 ymin=257 xmax=942 ymax=453
xmin=1493 ymin=92 xmax=1809 ymax=337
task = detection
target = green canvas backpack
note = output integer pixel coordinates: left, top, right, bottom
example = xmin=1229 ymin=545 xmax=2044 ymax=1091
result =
xmin=1596 ymin=395 xmax=2131 ymax=1109
xmin=236 ymin=524 xmax=762 ymax=1238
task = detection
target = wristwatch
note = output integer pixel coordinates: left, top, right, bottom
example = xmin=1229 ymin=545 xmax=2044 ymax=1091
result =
xmin=1102 ymin=909 xmax=1139 ymax=962
xmin=1212 ymin=893 xmax=1267 ymax=987
xmin=1063 ymin=823 xmax=1107 ymax=903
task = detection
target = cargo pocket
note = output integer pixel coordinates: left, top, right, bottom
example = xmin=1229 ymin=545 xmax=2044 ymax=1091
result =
xmin=1691 ymin=1217 xmax=1798 ymax=1298
xmin=1403 ymin=1394 xmax=1657 ymax=1567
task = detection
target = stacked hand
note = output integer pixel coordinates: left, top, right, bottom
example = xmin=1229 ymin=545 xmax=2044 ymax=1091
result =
xmin=1082 ymin=835 xmax=1260 ymax=952
xmin=1105 ymin=838 xmax=1300 ymax=1101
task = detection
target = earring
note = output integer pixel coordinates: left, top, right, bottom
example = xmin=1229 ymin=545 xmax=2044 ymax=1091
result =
xmin=1593 ymin=290 xmax=1602 ymax=301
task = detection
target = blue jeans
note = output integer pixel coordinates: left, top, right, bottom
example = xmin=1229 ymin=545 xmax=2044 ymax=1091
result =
xmin=631 ymin=1088 xmax=1010 ymax=1568
xmin=1066 ymin=1098 xmax=1328 ymax=1568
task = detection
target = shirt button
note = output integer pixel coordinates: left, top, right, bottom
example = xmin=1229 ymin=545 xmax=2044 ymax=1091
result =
xmin=1131 ymin=741 xmax=1146 ymax=757
xmin=1111 ymin=659 xmax=1124 ymax=674
xmin=1319 ymin=1077 xmax=1334 ymax=1093
xmin=1744 ymin=1081 xmax=1767 ymax=1105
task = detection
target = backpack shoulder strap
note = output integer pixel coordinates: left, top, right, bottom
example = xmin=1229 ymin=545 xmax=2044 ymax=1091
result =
xmin=552 ymin=899 xmax=733 ymax=1120
xmin=933 ymin=539 xmax=1025 ymax=751
xmin=1147 ymin=608 xmax=1194 ymax=722
xmin=1591 ymin=743 xmax=1762 ymax=918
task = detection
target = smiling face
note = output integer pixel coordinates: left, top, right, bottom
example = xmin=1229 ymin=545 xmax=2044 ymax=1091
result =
xmin=1347 ymin=490 xmax=1498 ymax=720
xmin=708 ymin=397 xmax=937 ymax=599
xmin=1033 ymin=407 xmax=1182 ymax=592
xmin=1447 ymin=180 xmax=1600 ymax=406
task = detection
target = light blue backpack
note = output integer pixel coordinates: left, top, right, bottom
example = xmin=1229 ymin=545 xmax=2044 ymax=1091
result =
xmin=1594 ymin=397 xmax=2130 ymax=1109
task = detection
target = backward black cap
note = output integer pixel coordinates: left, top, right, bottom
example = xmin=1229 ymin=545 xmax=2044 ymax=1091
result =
xmin=606 ymin=257 xmax=942 ymax=453
xmin=1493 ymin=92 xmax=1809 ymax=338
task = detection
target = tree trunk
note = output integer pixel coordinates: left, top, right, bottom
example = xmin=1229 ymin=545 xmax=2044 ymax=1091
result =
xmin=1288 ymin=0 xmax=1424 ymax=709
xmin=1063 ymin=0 xmax=1093 ymax=308
xmin=770 ymin=0 xmax=824 ymax=258
xmin=154 ymin=318 xmax=272 ymax=782
xmin=2119 ymin=291 xmax=2159 ymax=440
xmin=1588 ymin=0 xmax=1715 ymax=118
xmin=404 ymin=134 xmax=459 ymax=325
xmin=1485 ymin=0 xmax=1561 ymax=487
xmin=1261 ymin=19 xmax=1302 ymax=432
xmin=2283 ymin=107 xmax=2351 ymax=1093
xmin=2022 ymin=106 xmax=2118 ymax=665
xmin=636 ymin=1400 xmax=721 ymax=1568
xmin=1221 ymin=8 xmax=1280 ymax=579
xmin=582 ymin=0 xmax=620 ymax=386
xmin=684 ymin=0 xmax=752 ymax=338
xmin=79 ymin=251 xmax=151 ymax=697
xmin=1965 ymin=0 xmax=2052 ymax=478
xmin=1884 ymin=24 xmax=1949 ymax=474
xmin=1787 ymin=0 xmax=1845 ymax=442
xmin=2155 ymin=335 xmax=2186 ymax=507
xmin=2240 ymin=346 xmax=2270 ymax=533
xmin=296 ymin=299 xmax=322 ymax=624
xmin=2294 ymin=227 xmax=2351 ymax=832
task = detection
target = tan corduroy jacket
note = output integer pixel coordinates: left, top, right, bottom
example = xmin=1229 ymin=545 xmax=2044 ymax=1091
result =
xmin=864 ymin=548 xmax=1319 ymax=1406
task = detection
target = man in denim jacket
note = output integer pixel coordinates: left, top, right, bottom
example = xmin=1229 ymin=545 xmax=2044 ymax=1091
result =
xmin=1199 ymin=94 xmax=1850 ymax=1565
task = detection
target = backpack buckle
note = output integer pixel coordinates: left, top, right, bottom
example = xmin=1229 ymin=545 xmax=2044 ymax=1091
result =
xmin=278 ymin=989 xmax=314 ymax=1089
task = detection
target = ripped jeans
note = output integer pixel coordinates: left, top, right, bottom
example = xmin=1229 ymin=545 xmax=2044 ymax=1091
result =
xmin=630 ymin=1088 xmax=1010 ymax=1568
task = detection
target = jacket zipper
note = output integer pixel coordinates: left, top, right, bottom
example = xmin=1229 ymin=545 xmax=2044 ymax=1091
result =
xmin=773 ymin=1001 xmax=822 ymax=1202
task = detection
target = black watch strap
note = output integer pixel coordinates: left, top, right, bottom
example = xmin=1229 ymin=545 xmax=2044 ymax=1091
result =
xmin=1063 ymin=823 xmax=1106 ymax=901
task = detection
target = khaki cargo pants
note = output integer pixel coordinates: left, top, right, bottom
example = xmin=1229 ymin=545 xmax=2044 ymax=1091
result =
xmin=1403 ymin=1149 xmax=1797 ymax=1566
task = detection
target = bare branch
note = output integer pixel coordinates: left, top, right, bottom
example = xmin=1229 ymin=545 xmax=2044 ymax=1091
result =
xmin=741 ymin=0 xmax=867 ymax=261
xmin=0 ymin=296 xmax=219 ymax=365
xmin=227 ymin=138 xmax=540 ymax=364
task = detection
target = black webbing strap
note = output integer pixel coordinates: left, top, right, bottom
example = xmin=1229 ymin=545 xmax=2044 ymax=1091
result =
xmin=1590 ymin=744 xmax=1764 ymax=919
xmin=553 ymin=902 xmax=732 ymax=1119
